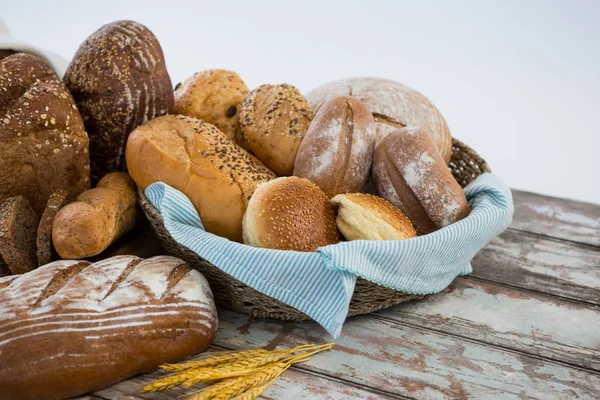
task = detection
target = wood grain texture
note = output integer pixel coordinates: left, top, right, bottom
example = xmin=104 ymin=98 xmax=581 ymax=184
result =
xmin=471 ymin=230 xmax=600 ymax=305
xmin=212 ymin=310 xmax=600 ymax=399
xmin=512 ymin=190 xmax=600 ymax=247
xmin=376 ymin=277 xmax=600 ymax=371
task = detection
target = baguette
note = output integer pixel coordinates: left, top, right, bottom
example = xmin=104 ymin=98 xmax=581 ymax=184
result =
xmin=52 ymin=172 xmax=138 ymax=259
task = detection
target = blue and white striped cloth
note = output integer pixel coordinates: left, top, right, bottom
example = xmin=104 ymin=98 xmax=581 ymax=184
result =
xmin=145 ymin=173 xmax=513 ymax=337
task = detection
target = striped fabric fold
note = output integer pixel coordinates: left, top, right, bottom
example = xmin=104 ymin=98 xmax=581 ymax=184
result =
xmin=145 ymin=173 xmax=513 ymax=337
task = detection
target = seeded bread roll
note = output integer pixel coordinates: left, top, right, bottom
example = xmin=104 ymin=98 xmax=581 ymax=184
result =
xmin=240 ymin=84 xmax=313 ymax=176
xmin=294 ymin=96 xmax=376 ymax=197
xmin=174 ymin=70 xmax=249 ymax=148
xmin=243 ymin=177 xmax=340 ymax=251
xmin=330 ymin=193 xmax=416 ymax=241
xmin=36 ymin=190 xmax=69 ymax=266
xmin=306 ymin=77 xmax=452 ymax=163
xmin=0 ymin=53 xmax=90 ymax=215
xmin=0 ymin=255 xmax=217 ymax=400
xmin=126 ymin=115 xmax=276 ymax=242
xmin=64 ymin=20 xmax=174 ymax=183
xmin=0 ymin=196 xmax=38 ymax=275
xmin=373 ymin=127 xmax=469 ymax=234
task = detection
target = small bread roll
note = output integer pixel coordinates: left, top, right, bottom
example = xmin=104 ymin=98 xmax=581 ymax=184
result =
xmin=294 ymin=96 xmax=376 ymax=197
xmin=373 ymin=127 xmax=469 ymax=235
xmin=174 ymin=70 xmax=249 ymax=147
xmin=330 ymin=193 xmax=416 ymax=241
xmin=240 ymin=84 xmax=313 ymax=176
xmin=243 ymin=177 xmax=340 ymax=251
xmin=126 ymin=115 xmax=276 ymax=242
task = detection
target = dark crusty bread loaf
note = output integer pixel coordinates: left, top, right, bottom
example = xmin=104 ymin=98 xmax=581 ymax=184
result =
xmin=0 ymin=53 xmax=90 ymax=214
xmin=0 ymin=255 xmax=218 ymax=400
xmin=294 ymin=96 xmax=376 ymax=197
xmin=372 ymin=127 xmax=469 ymax=234
xmin=64 ymin=20 xmax=174 ymax=183
xmin=0 ymin=196 xmax=38 ymax=275
xmin=36 ymin=190 xmax=69 ymax=266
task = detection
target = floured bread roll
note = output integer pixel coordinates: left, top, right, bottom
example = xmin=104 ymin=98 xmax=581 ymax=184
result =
xmin=330 ymin=193 xmax=416 ymax=241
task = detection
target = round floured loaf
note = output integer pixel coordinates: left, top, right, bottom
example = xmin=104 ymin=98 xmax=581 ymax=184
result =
xmin=330 ymin=193 xmax=416 ymax=241
xmin=64 ymin=20 xmax=174 ymax=184
xmin=294 ymin=96 xmax=376 ymax=197
xmin=372 ymin=127 xmax=469 ymax=235
xmin=305 ymin=77 xmax=452 ymax=163
xmin=126 ymin=115 xmax=276 ymax=242
xmin=0 ymin=53 xmax=90 ymax=215
xmin=0 ymin=255 xmax=218 ymax=400
xmin=243 ymin=176 xmax=340 ymax=251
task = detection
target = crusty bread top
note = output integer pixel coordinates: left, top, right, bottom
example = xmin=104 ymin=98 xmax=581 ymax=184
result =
xmin=330 ymin=193 xmax=416 ymax=241
xmin=243 ymin=177 xmax=340 ymax=251
xmin=305 ymin=77 xmax=452 ymax=163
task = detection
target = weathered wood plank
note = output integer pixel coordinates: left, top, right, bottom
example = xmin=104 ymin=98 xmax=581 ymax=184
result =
xmin=214 ymin=309 xmax=600 ymax=399
xmin=471 ymin=230 xmax=600 ymax=305
xmin=93 ymin=361 xmax=399 ymax=400
xmin=512 ymin=190 xmax=600 ymax=247
xmin=376 ymin=277 xmax=600 ymax=371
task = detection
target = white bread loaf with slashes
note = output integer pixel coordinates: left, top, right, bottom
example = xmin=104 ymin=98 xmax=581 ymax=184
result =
xmin=0 ymin=255 xmax=217 ymax=400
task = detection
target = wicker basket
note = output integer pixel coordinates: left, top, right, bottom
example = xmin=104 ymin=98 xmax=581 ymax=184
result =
xmin=138 ymin=138 xmax=490 ymax=321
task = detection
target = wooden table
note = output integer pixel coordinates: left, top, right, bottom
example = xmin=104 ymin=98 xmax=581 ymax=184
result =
xmin=85 ymin=190 xmax=600 ymax=399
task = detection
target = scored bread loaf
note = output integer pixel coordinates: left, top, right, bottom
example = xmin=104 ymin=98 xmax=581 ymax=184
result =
xmin=52 ymin=172 xmax=138 ymax=259
xmin=306 ymin=77 xmax=453 ymax=163
xmin=126 ymin=115 xmax=276 ymax=242
xmin=373 ymin=127 xmax=469 ymax=234
xmin=0 ymin=53 xmax=90 ymax=215
xmin=64 ymin=20 xmax=174 ymax=183
xmin=0 ymin=255 xmax=218 ymax=400
xmin=294 ymin=96 xmax=376 ymax=197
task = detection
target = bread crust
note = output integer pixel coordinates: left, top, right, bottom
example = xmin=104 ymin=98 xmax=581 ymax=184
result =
xmin=126 ymin=115 xmax=276 ymax=242
xmin=243 ymin=177 xmax=340 ymax=251
xmin=294 ymin=96 xmax=376 ymax=197
xmin=372 ymin=127 xmax=469 ymax=234
xmin=36 ymin=190 xmax=69 ymax=266
xmin=306 ymin=77 xmax=452 ymax=164
xmin=240 ymin=84 xmax=313 ymax=176
xmin=0 ymin=255 xmax=217 ymax=400
xmin=0 ymin=196 xmax=38 ymax=274
xmin=64 ymin=20 xmax=174 ymax=183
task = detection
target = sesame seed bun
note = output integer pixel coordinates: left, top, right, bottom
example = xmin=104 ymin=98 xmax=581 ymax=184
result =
xmin=243 ymin=177 xmax=340 ymax=251
xmin=330 ymin=193 xmax=416 ymax=241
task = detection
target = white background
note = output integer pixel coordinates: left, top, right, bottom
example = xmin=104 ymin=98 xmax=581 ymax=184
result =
xmin=3 ymin=0 xmax=599 ymax=203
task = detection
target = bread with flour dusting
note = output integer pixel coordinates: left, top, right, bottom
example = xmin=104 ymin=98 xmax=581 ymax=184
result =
xmin=294 ymin=96 xmax=376 ymax=197
xmin=305 ymin=77 xmax=453 ymax=163
xmin=64 ymin=20 xmax=174 ymax=183
xmin=0 ymin=255 xmax=217 ymax=400
xmin=373 ymin=127 xmax=469 ymax=235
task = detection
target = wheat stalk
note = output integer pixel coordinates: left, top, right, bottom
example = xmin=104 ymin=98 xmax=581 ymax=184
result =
xmin=230 ymin=381 xmax=272 ymax=400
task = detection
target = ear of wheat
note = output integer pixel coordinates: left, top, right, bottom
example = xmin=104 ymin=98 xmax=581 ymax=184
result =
xmin=142 ymin=342 xmax=333 ymax=399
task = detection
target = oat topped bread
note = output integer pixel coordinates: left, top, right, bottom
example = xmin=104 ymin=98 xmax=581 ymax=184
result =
xmin=0 ymin=53 xmax=90 ymax=215
xmin=64 ymin=20 xmax=174 ymax=184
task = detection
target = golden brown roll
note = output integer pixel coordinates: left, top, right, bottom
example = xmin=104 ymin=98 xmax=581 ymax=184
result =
xmin=240 ymin=84 xmax=313 ymax=176
xmin=174 ymin=70 xmax=249 ymax=147
xmin=126 ymin=115 xmax=275 ymax=242
xmin=243 ymin=177 xmax=340 ymax=251
xmin=330 ymin=193 xmax=416 ymax=241
xmin=372 ymin=127 xmax=469 ymax=235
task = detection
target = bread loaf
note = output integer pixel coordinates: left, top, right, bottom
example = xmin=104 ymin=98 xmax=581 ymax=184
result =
xmin=294 ymin=96 xmax=376 ymax=197
xmin=306 ymin=77 xmax=452 ymax=163
xmin=0 ymin=196 xmax=38 ymax=275
xmin=0 ymin=53 xmax=90 ymax=214
xmin=52 ymin=172 xmax=138 ymax=259
xmin=174 ymin=70 xmax=249 ymax=147
xmin=126 ymin=115 xmax=276 ymax=242
xmin=372 ymin=127 xmax=469 ymax=234
xmin=243 ymin=177 xmax=340 ymax=251
xmin=0 ymin=255 xmax=218 ymax=400
xmin=64 ymin=20 xmax=174 ymax=183
xmin=36 ymin=190 xmax=69 ymax=266
xmin=240 ymin=84 xmax=313 ymax=176
xmin=330 ymin=193 xmax=416 ymax=241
